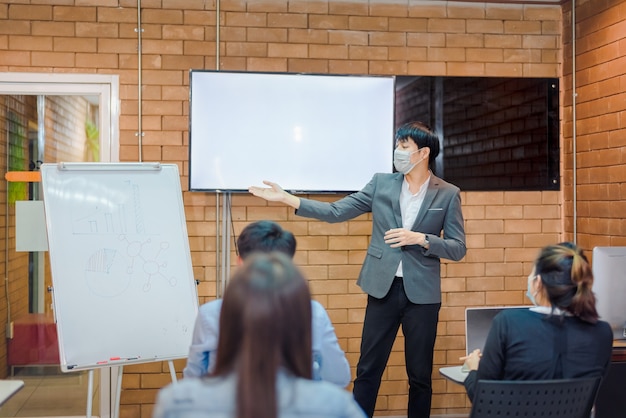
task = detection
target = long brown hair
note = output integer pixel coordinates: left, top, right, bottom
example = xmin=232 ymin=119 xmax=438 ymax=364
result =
xmin=534 ymin=242 xmax=599 ymax=323
xmin=213 ymin=252 xmax=313 ymax=418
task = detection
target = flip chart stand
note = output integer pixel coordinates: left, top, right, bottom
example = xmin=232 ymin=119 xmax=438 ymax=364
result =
xmin=40 ymin=162 xmax=197 ymax=417
xmin=85 ymin=361 xmax=178 ymax=418
xmin=216 ymin=192 xmax=233 ymax=297
xmin=86 ymin=370 xmax=93 ymax=417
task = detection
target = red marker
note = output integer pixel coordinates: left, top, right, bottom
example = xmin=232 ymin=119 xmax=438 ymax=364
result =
xmin=110 ymin=357 xmax=121 ymax=361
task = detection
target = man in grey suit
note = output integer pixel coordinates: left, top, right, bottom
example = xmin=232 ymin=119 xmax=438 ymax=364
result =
xmin=249 ymin=121 xmax=466 ymax=418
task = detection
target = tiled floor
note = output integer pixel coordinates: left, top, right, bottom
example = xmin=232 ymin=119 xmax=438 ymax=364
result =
xmin=0 ymin=367 xmax=471 ymax=418
xmin=0 ymin=367 xmax=99 ymax=417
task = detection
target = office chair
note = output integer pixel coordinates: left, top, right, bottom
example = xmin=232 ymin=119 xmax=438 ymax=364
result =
xmin=470 ymin=376 xmax=602 ymax=418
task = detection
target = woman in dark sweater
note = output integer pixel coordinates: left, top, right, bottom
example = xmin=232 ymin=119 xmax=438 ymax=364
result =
xmin=462 ymin=242 xmax=613 ymax=401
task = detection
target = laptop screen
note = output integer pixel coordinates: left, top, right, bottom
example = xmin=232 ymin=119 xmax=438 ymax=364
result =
xmin=465 ymin=306 xmax=530 ymax=355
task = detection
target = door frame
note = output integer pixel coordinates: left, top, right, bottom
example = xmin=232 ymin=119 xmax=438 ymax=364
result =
xmin=0 ymin=71 xmax=120 ymax=418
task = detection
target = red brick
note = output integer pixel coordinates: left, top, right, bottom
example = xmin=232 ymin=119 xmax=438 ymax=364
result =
xmin=288 ymin=58 xmax=328 ymax=73
xmin=225 ymin=11 xmax=267 ymax=27
xmin=428 ymin=18 xmax=465 ymax=33
xmin=163 ymin=25 xmax=205 ymax=41
xmin=142 ymin=9 xmax=183 ymax=25
xmin=289 ymin=28 xmax=328 ymax=44
xmin=31 ymin=51 xmax=76 ymax=67
xmin=504 ymin=21 xmax=542 ymax=35
xmin=0 ymin=20 xmax=30 ymax=35
xmin=74 ymin=22 xmax=119 ymax=38
xmin=348 ymin=16 xmax=388 ymax=31
xmin=348 ymin=45 xmax=387 ymax=60
xmin=268 ymin=42 xmax=308 ymax=58
xmin=309 ymin=44 xmax=347 ymax=59
xmin=9 ymin=35 xmax=52 ymax=51
xmin=54 ymin=37 xmax=97 ymax=52
xmin=9 ymin=5 xmax=52 ymax=21
xmin=268 ymin=13 xmax=307 ymax=28
xmin=309 ymin=14 xmax=349 ymax=30
xmin=53 ymin=6 xmax=96 ymax=22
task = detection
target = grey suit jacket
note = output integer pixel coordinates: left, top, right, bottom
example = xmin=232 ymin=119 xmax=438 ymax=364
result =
xmin=296 ymin=172 xmax=466 ymax=304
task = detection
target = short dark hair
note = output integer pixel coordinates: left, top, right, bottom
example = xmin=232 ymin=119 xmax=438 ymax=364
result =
xmin=236 ymin=220 xmax=296 ymax=260
xmin=395 ymin=121 xmax=440 ymax=165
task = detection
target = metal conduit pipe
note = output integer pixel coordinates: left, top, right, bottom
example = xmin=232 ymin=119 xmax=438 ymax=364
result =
xmin=572 ymin=0 xmax=577 ymax=243
xmin=215 ymin=0 xmax=227 ymax=297
xmin=136 ymin=0 xmax=144 ymax=162
xmin=216 ymin=0 xmax=220 ymax=70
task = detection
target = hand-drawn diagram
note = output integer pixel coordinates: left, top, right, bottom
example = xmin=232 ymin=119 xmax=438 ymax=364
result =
xmin=85 ymin=236 xmax=178 ymax=297
xmin=118 ymin=235 xmax=177 ymax=292
xmin=74 ymin=179 xmax=178 ymax=297
xmin=85 ymin=247 xmax=129 ymax=297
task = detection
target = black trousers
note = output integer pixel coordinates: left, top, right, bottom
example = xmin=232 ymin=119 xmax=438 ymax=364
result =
xmin=352 ymin=277 xmax=441 ymax=418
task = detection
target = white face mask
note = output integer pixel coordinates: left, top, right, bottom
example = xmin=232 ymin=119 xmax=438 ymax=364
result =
xmin=526 ymin=273 xmax=538 ymax=306
xmin=393 ymin=149 xmax=423 ymax=174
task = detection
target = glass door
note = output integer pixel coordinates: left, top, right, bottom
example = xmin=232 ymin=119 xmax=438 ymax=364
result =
xmin=0 ymin=73 xmax=119 ymax=418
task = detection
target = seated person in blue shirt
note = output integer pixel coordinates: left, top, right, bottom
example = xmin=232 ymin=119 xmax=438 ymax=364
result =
xmin=184 ymin=220 xmax=351 ymax=387
xmin=461 ymin=242 xmax=613 ymax=401
xmin=155 ymin=252 xmax=365 ymax=418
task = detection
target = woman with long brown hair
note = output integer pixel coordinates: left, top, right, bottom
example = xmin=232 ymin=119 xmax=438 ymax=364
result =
xmin=153 ymin=252 xmax=365 ymax=418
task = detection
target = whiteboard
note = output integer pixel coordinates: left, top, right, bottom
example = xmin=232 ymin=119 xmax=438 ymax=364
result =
xmin=41 ymin=163 xmax=198 ymax=372
xmin=189 ymin=70 xmax=395 ymax=193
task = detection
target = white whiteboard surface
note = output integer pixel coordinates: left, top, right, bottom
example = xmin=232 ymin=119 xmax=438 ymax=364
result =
xmin=41 ymin=163 xmax=198 ymax=372
xmin=189 ymin=71 xmax=395 ymax=193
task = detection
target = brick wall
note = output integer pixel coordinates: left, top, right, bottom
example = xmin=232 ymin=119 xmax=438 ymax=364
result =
xmin=0 ymin=1 xmax=567 ymax=417
xmin=44 ymin=95 xmax=92 ymax=163
xmin=561 ymin=0 xmax=626 ymax=254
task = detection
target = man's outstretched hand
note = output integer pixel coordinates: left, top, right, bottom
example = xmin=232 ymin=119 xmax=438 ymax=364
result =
xmin=249 ymin=180 xmax=301 ymax=209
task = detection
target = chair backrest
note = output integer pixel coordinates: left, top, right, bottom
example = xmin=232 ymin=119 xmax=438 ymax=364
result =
xmin=469 ymin=376 xmax=602 ymax=418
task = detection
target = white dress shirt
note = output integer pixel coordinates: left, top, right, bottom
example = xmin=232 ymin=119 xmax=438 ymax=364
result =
xmin=395 ymin=174 xmax=430 ymax=277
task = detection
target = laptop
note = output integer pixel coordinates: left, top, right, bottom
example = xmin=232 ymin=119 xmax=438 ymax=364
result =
xmin=440 ymin=306 xmax=530 ymax=384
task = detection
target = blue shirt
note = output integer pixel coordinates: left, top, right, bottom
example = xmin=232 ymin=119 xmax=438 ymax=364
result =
xmin=153 ymin=371 xmax=365 ymax=418
xmin=183 ymin=299 xmax=351 ymax=387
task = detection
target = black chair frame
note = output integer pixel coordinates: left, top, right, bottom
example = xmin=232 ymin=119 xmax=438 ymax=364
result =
xmin=470 ymin=376 xmax=602 ymax=418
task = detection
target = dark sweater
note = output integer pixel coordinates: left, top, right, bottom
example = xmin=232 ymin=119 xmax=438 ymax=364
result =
xmin=464 ymin=308 xmax=613 ymax=401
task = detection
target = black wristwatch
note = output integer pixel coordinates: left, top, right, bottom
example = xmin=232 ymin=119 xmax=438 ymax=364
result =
xmin=423 ymin=235 xmax=430 ymax=247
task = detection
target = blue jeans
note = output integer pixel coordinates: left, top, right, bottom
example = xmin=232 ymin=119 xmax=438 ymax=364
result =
xmin=353 ymin=277 xmax=440 ymax=418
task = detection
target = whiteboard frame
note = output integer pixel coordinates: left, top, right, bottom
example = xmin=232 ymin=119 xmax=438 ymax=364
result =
xmin=41 ymin=162 xmax=199 ymax=372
